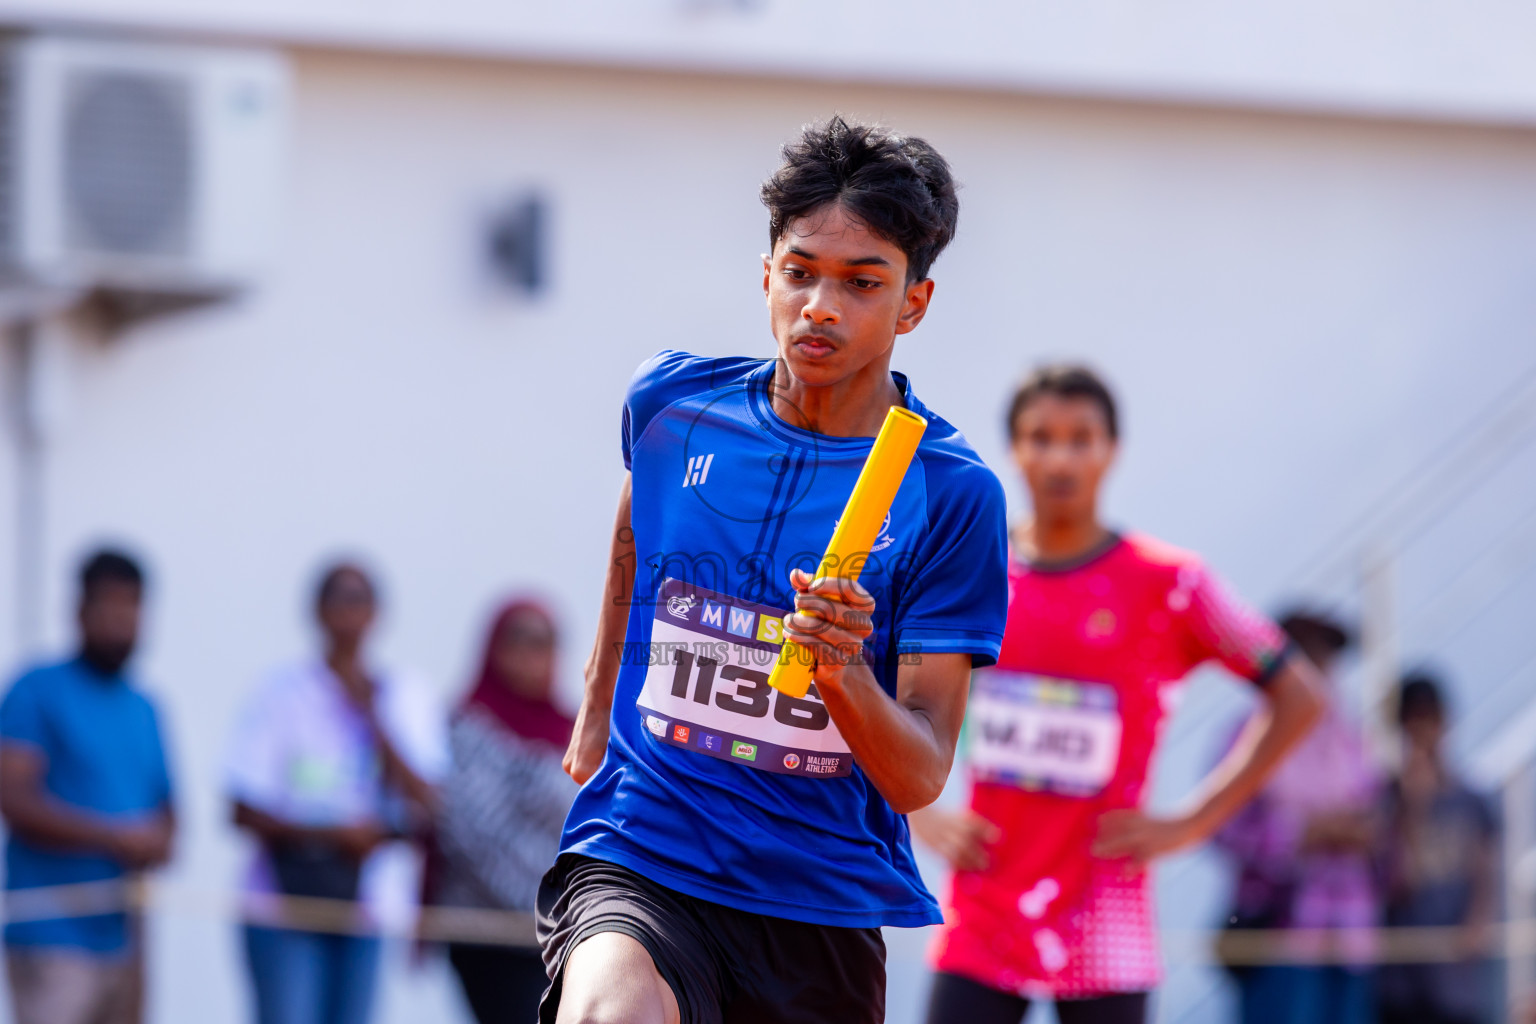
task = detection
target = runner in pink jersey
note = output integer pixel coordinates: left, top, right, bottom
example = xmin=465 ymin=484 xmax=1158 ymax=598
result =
xmin=914 ymin=365 xmax=1325 ymax=1024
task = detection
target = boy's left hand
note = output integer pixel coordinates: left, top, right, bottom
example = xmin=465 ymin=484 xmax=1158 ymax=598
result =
xmin=782 ymin=568 xmax=876 ymax=688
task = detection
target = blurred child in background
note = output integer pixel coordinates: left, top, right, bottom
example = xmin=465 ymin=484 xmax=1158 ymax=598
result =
xmin=1215 ymin=611 xmax=1380 ymax=1024
xmin=427 ymin=598 xmax=576 ymax=1024
xmin=1377 ymin=672 xmax=1499 ymax=1024
xmin=226 ymin=562 xmax=445 ymax=1024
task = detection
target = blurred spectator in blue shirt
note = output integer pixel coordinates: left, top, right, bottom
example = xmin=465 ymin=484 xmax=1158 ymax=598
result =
xmin=0 ymin=549 xmax=176 ymax=1024
xmin=1377 ymin=672 xmax=1499 ymax=1024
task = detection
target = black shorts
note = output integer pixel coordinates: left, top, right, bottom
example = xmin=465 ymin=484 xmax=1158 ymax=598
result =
xmin=536 ymin=853 xmax=886 ymax=1024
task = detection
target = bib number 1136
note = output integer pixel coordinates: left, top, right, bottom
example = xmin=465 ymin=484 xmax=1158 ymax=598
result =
xmin=636 ymin=579 xmax=853 ymax=778
xmin=667 ymin=649 xmax=829 ymax=730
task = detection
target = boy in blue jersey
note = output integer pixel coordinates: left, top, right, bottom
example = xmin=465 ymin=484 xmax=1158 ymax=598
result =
xmin=540 ymin=117 xmax=1009 ymax=1024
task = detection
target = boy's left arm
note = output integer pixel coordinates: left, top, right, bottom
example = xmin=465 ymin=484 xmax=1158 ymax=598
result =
xmin=783 ymin=570 xmax=970 ymax=815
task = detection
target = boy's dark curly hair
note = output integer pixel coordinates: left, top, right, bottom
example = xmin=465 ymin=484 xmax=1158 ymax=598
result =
xmin=760 ymin=116 xmax=959 ymax=282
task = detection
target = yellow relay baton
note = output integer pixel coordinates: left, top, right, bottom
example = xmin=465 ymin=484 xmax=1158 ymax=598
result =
xmin=766 ymin=405 xmax=928 ymax=699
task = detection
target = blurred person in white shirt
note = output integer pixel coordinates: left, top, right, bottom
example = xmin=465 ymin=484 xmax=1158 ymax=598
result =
xmin=226 ymin=562 xmax=446 ymax=1024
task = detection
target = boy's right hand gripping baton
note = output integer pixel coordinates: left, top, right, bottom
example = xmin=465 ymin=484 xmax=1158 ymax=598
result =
xmin=766 ymin=405 xmax=928 ymax=699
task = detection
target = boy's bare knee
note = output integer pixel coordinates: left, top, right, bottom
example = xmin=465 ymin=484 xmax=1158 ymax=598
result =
xmin=556 ymin=932 xmax=679 ymax=1024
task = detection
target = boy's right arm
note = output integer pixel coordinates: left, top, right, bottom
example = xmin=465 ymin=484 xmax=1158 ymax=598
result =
xmin=563 ymin=475 xmax=635 ymax=784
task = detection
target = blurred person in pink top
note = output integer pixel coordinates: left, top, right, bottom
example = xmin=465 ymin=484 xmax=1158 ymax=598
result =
xmin=1215 ymin=611 xmax=1380 ymax=1024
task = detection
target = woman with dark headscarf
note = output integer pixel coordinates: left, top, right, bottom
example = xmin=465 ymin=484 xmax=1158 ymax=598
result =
xmin=430 ymin=599 xmax=576 ymax=1023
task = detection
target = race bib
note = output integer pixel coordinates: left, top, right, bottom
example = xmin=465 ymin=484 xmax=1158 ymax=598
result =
xmin=634 ymin=579 xmax=853 ymax=778
xmin=967 ymin=671 xmax=1121 ymax=797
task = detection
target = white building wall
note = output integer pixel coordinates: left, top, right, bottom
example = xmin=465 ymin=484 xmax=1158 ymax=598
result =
xmin=3 ymin=46 xmax=1536 ymax=1023
xmin=8 ymin=0 xmax=1536 ymax=125
xmin=0 ymin=340 xmax=17 ymax=672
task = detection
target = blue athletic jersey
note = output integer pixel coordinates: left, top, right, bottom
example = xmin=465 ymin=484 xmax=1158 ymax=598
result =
xmin=560 ymin=350 xmax=1008 ymax=928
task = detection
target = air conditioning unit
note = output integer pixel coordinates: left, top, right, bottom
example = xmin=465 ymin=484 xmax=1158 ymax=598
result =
xmin=0 ymin=34 xmax=287 ymax=305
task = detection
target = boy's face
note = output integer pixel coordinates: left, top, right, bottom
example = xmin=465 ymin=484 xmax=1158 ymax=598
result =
xmin=1010 ymin=394 xmax=1117 ymax=525
xmin=762 ymin=202 xmax=933 ymax=389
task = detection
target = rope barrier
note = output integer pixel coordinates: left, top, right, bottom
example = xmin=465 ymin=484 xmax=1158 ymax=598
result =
xmin=2 ymin=878 xmax=1525 ymax=966
xmin=1171 ymin=921 xmax=1521 ymax=967
xmin=1 ymin=877 xmax=539 ymax=946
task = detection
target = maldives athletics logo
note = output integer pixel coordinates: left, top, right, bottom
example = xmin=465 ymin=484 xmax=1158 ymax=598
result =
xmin=782 ymin=752 xmax=802 ymax=770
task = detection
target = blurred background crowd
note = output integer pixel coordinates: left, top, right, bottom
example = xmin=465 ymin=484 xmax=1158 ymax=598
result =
xmin=0 ymin=1 xmax=1534 ymax=1023
xmin=0 ymin=549 xmax=1513 ymax=1024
